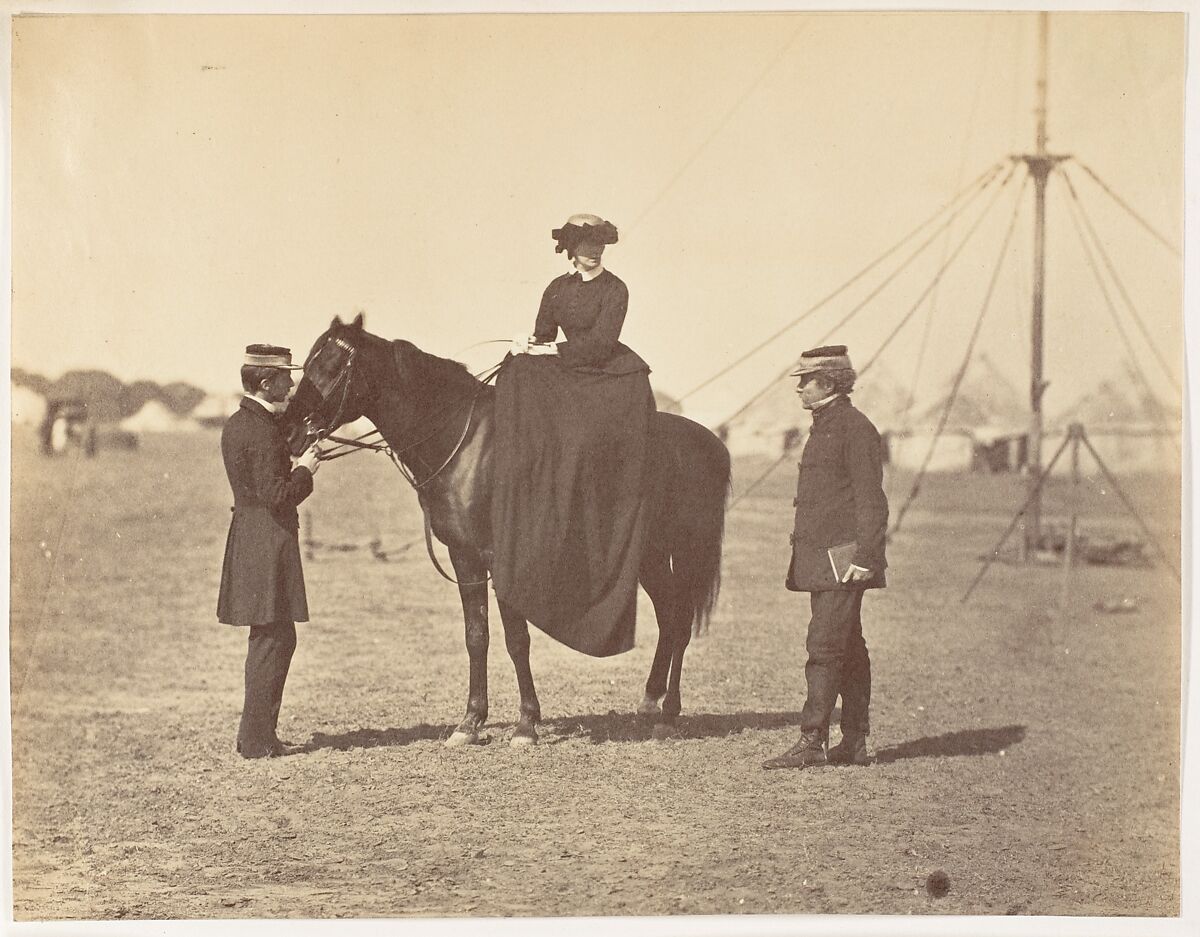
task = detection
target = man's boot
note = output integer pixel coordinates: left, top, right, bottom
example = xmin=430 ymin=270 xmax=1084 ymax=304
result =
xmin=827 ymin=730 xmax=871 ymax=765
xmin=762 ymin=728 xmax=827 ymax=770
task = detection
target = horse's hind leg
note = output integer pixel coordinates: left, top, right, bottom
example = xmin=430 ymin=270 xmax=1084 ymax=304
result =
xmin=638 ymin=546 xmax=678 ymax=718
xmin=446 ymin=552 xmax=490 ymax=747
xmin=498 ymin=600 xmax=541 ymax=746
xmin=658 ymin=606 xmax=693 ymax=737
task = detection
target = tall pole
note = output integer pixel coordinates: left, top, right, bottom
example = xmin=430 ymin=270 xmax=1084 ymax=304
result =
xmin=1027 ymin=11 xmax=1050 ymax=549
xmin=1020 ymin=11 xmax=1068 ymax=553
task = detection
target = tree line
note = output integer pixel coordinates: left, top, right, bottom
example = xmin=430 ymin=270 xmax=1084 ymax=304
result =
xmin=12 ymin=367 xmax=207 ymax=424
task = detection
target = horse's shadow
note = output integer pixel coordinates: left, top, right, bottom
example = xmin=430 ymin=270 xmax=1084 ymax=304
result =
xmin=303 ymin=723 xmax=450 ymax=752
xmin=300 ymin=711 xmax=802 ymax=752
xmin=299 ymin=716 xmax=1027 ymax=759
xmin=543 ymin=709 xmax=804 ymax=743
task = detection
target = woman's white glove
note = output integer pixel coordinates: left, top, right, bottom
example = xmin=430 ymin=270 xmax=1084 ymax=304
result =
xmin=510 ymin=333 xmax=558 ymax=356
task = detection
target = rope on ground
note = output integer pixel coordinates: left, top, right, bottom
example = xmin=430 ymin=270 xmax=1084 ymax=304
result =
xmin=675 ymin=161 xmax=1007 ymax=405
xmin=888 ymin=168 xmax=1029 ymax=539
xmin=1074 ymin=160 xmax=1182 ymax=259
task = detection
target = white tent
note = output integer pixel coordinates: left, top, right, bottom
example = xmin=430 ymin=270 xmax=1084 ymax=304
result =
xmin=1045 ymin=378 xmax=1181 ymax=477
xmin=716 ymin=360 xmax=910 ymax=458
xmin=719 ymin=380 xmax=804 ymax=457
xmin=887 ymin=433 xmax=978 ymax=473
xmin=1042 ymin=427 xmax=1180 ymax=477
xmin=887 ymin=354 xmax=1028 ymax=473
xmin=191 ymin=392 xmax=242 ymax=425
xmin=120 ymin=399 xmax=201 ymax=433
xmin=11 ymin=384 xmax=47 ymax=426
xmin=845 ymin=361 xmax=911 ymax=432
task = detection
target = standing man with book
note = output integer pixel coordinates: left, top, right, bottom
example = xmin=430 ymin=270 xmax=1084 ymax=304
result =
xmin=764 ymin=345 xmax=889 ymax=770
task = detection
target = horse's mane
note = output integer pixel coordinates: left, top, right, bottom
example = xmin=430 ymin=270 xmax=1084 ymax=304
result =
xmin=387 ymin=336 xmax=485 ymax=397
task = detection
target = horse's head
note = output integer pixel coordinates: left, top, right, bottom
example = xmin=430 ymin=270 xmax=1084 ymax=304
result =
xmin=284 ymin=312 xmax=372 ymax=454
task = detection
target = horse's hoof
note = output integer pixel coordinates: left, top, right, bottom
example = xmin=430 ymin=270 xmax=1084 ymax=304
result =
xmin=445 ymin=730 xmax=478 ymax=748
xmin=651 ymin=722 xmax=676 ymax=741
xmin=637 ymin=697 xmax=662 ymax=716
xmin=510 ymin=731 xmax=538 ymax=747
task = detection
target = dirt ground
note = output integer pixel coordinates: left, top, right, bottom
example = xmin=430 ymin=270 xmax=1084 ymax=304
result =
xmin=7 ymin=427 xmax=1182 ymax=923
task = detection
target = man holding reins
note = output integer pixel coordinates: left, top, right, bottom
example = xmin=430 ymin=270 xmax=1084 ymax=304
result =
xmin=217 ymin=344 xmax=321 ymax=759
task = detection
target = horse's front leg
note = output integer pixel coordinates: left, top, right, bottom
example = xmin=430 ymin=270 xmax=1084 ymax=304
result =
xmin=445 ymin=549 xmax=491 ymax=747
xmin=497 ymin=600 xmax=541 ymax=746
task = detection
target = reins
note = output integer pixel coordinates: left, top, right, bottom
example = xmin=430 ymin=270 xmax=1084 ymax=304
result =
xmin=304 ymin=351 xmax=508 ymax=587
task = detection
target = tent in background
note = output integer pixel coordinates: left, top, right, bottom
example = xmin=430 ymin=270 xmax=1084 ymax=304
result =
xmin=1044 ymin=375 xmax=1180 ymax=477
xmin=887 ymin=354 xmax=1027 ymax=473
xmin=191 ymin=392 xmax=242 ymax=428
xmin=717 ymin=379 xmax=803 ymax=457
xmin=120 ymin=399 xmax=201 ymax=434
xmin=716 ymin=361 xmax=908 ymax=458
xmin=11 ymin=384 xmax=47 ymax=427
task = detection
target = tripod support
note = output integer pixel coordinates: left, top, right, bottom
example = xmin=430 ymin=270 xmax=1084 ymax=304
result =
xmin=961 ymin=423 xmax=1179 ymax=603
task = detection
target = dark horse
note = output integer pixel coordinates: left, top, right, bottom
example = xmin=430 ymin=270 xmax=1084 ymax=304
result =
xmin=285 ymin=314 xmax=730 ymax=745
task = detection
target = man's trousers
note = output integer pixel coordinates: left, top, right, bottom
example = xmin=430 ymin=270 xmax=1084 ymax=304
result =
xmin=799 ymin=590 xmax=871 ymax=738
xmin=237 ymin=619 xmax=297 ymax=757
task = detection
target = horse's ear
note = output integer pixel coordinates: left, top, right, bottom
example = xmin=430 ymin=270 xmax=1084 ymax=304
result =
xmin=331 ymin=315 xmax=343 ymax=328
xmin=351 ymin=311 xmax=365 ymax=330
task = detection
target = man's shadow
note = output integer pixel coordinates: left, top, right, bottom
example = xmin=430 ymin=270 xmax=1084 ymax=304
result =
xmin=873 ymin=725 xmax=1026 ymax=763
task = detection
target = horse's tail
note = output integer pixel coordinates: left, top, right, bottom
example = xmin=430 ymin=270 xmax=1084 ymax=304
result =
xmin=670 ymin=419 xmax=732 ymax=635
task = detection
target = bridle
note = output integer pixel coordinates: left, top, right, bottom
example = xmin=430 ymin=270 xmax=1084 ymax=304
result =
xmin=302 ymin=335 xmax=359 ymax=446
xmin=298 ymin=333 xmax=507 ymax=586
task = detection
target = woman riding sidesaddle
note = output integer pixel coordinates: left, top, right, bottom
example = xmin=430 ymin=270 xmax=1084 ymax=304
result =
xmin=490 ymin=213 xmax=655 ymax=656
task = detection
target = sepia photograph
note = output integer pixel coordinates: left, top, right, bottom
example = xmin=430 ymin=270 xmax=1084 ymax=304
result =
xmin=4 ymin=4 xmax=1196 ymax=935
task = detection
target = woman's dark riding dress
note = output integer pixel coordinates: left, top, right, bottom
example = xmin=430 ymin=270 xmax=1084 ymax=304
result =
xmin=491 ymin=268 xmax=655 ymax=656
xmin=532 ymin=270 xmax=649 ymax=375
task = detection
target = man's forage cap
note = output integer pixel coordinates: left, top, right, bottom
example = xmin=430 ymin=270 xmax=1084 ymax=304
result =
xmin=552 ymin=213 xmax=619 ymax=254
xmin=243 ymin=344 xmax=303 ymax=370
xmin=790 ymin=345 xmax=853 ymax=377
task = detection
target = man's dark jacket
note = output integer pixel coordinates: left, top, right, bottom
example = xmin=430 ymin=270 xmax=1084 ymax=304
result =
xmin=785 ymin=395 xmax=889 ymax=592
xmin=217 ymin=397 xmax=313 ymax=626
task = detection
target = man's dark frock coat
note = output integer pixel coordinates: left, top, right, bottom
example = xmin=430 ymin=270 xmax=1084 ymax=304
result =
xmin=217 ymin=397 xmax=313 ymax=626
xmin=785 ymin=395 xmax=889 ymax=592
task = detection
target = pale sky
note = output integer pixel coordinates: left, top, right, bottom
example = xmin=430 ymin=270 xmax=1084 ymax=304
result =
xmin=8 ymin=9 xmax=1188 ymax=425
